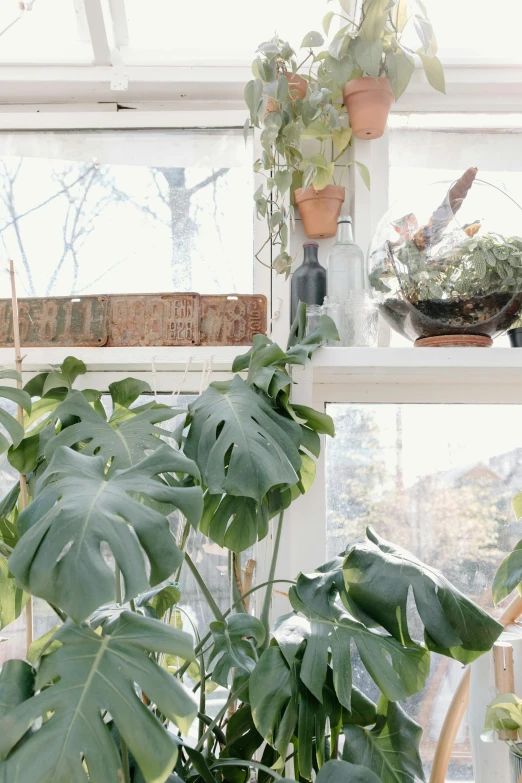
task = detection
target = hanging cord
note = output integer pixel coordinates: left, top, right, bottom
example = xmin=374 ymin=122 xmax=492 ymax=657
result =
xmin=150 ymin=355 xmax=158 ymax=400
xmin=172 ymin=355 xmax=194 ymax=404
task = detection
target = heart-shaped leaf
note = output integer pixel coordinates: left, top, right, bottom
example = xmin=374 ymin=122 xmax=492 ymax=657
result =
xmin=9 ymin=444 xmax=203 ymax=622
xmin=317 ymin=760 xmax=381 ymax=783
xmin=209 ymin=614 xmax=266 ymax=688
xmin=0 ymin=613 xmax=197 ymax=783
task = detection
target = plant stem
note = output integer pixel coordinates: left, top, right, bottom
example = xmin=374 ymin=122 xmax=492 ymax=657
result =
xmin=195 ymin=682 xmax=248 ymax=752
xmin=114 ymin=565 xmax=131 ymax=783
xmin=260 ymin=511 xmax=284 ymax=649
xmin=184 ymin=552 xmax=225 ymax=622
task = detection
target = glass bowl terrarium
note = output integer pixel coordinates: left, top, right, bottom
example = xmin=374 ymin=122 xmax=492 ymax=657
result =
xmin=368 ymin=169 xmax=522 ymax=346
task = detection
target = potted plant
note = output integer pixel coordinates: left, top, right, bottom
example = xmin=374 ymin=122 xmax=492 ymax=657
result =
xmin=484 ymin=694 xmax=522 ymax=783
xmin=368 ymin=168 xmax=522 ymax=345
xmin=314 ymin=0 xmax=445 ymax=139
xmin=0 ymin=306 xmax=504 ymax=782
xmin=508 ymin=314 xmax=522 ymax=346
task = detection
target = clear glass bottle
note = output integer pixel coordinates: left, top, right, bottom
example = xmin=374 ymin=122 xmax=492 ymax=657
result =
xmin=326 ymin=216 xmax=367 ymax=303
xmin=305 ymin=304 xmax=322 ymax=337
xmin=322 ymin=296 xmax=343 ymax=346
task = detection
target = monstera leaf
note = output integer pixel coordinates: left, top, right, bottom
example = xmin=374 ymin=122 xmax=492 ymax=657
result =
xmin=185 ymin=376 xmax=301 ymax=502
xmin=45 ymin=389 xmax=180 ymax=472
xmin=317 ymin=760 xmax=381 ymax=783
xmin=0 ymin=556 xmax=28 ymax=629
xmin=343 ymin=527 xmax=502 ymax=663
xmin=342 ymin=698 xmax=425 ymax=783
xmin=200 ymin=493 xmax=269 ymax=552
xmin=291 ymin=575 xmax=430 ymax=705
xmin=0 ymin=613 xmax=197 ymax=783
xmin=0 ymin=370 xmax=31 ymax=453
xmin=208 ymin=614 xmax=265 ymax=688
xmin=8 ymin=444 xmax=203 ymax=622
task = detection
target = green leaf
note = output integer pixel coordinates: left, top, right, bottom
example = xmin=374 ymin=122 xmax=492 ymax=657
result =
xmin=417 ymin=51 xmax=446 ymax=93
xmin=359 ymin=0 xmax=391 ymax=40
xmin=323 ymin=54 xmax=354 ymax=85
xmin=343 ymin=698 xmax=424 ymax=783
xmin=317 ymin=760 xmax=381 ymax=783
xmin=200 ymin=493 xmax=269 ymax=552
xmin=275 ymin=169 xmax=292 ymax=195
xmin=323 ymin=11 xmax=335 ymax=35
xmin=9 ymin=444 xmax=203 ymax=623
xmin=0 ymin=556 xmax=28 ymax=629
xmin=493 ymin=539 xmax=522 ymax=604
xmin=0 ymin=659 xmax=34 ymax=717
xmin=0 ymin=613 xmax=197 ymax=783
xmin=291 ymin=580 xmax=429 ymax=703
xmin=301 ymin=31 xmax=325 ymax=49
xmin=250 ymin=645 xmax=295 ymax=746
xmin=344 ymin=527 xmax=502 ymax=663
xmin=8 ymin=432 xmax=40 ymax=475
xmin=513 ymin=492 xmax=522 ymax=519
xmin=386 ymin=51 xmax=414 ymax=100
xmin=26 ymin=624 xmax=62 ymax=664
xmin=244 ymin=78 xmax=264 ymax=122
xmin=331 ymin=126 xmax=352 ymax=154
xmin=313 ymin=162 xmax=335 ymax=190
xmin=293 ymin=404 xmax=335 ymax=437
xmin=209 ymin=614 xmax=266 ymax=688
xmin=136 ymin=584 xmax=181 ymax=619
xmin=222 ymin=704 xmax=264 ymax=769
xmin=272 ymin=612 xmax=310 ymax=667
xmin=109 ymin=377 xmax=151 ymax=409
xmin=45 ymin=390 xmax=181 ymax=473
xmin=354 ymin=38 xmax=383 ymax=79
xmin=185 ymin=376 xmax=302 ymax=504
xmin=356 ymin=161 xmax=371 ymax=189
xmin=414 ymin=14 xmax=436 ymax=55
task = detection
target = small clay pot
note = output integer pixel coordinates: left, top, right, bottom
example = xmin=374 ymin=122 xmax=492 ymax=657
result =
xmin=508 ymin=327 xmax=522 ymax=347
xmin=267 ymin=72 xmax=307 ymax=113
xmin=294 ymin=185 xmax=345 ymax=239
xmin=343 ymin=76 xmax=394 ymax=140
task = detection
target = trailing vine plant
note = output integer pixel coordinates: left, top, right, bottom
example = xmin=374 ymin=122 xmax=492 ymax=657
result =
xmin=0 ymin=306 xmax=503 ymax=782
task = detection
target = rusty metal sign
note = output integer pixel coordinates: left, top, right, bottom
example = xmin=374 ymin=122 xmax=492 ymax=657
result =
xmin=0 ymin=296 xmax=108 ymax=347
xmin=0 ymin=293 xmax=267 ymax=347
xmin=108 ymin=294 xmax=200 ymax=347
xmin=200 ymin=295 xmax=267 ymax=346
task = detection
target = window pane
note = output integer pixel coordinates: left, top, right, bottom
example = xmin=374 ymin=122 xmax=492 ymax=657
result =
xmin=0 ymin=0 xmax=92 ymax=64
xmin=124 ymin=0 xmax=322 ymax=63
xmin=326 ymin=403 xmax=522 ymax=780
xmin=0 ymin=129 xmax=254 ymax=298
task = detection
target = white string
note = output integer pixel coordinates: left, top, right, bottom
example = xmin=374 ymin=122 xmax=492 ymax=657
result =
xmin=198 ymin=357 xmax=208 ymax=397
xmin=172 ymin=355 xmax=193 ymax=404
xmin=151 ymin=355 xmax=158 ymax=399
xmin=204 ymin=354 xmax=214 ymax=390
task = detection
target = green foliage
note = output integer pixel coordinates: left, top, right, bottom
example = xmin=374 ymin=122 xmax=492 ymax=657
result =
xmin=484 ymin=693 xmax=522 ymax=743
xmin=0 ymin=613 xmax=197 ymax=783
xmin=0 ymin=341 xmax=502 ymax=783
xmin=8 ymin=444 xmax=203 ymax=622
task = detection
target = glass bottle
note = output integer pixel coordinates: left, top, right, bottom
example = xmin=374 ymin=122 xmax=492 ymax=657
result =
xmin=305 ymin=304 xmax=322 ymax=337
xmin=322 ymin=296 xmax=343 ymax=346
xmin=290 ymin=241 xmax=327 ymax=323
xmin=326 ymin=216 xmax=367 ymax=303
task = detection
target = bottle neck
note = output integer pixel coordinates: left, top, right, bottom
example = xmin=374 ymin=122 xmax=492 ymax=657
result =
xmin=336 ymin=221 xmax=354 ymax=243
xmin=303 ymin=245 xmax=319 ymax=264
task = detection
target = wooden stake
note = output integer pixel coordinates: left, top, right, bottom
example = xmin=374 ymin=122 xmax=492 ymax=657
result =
xmin=9 ymin=260 xmax=32 ymax=649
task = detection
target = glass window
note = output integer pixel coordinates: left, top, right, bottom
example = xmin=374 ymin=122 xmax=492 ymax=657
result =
xmin=0 ymin=129 xmax=254 ymax=299
xmin=0 ymin=0 xmax=93 ymax=64
xmin=326 ymin=402 xmax=522 ymax=781
xmin=122 ymin=0 xmax=323 ymax=63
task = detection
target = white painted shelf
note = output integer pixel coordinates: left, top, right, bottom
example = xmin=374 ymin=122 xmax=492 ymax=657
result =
xmin=309 ymin=347 xmax=522 ymax=386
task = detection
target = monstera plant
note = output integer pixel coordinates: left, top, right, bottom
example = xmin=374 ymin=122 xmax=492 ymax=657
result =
xmin=0 ymin=307 xmax=503 ymax=782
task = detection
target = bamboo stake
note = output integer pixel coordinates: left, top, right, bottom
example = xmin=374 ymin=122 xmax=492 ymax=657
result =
xmin=9 ymin=260 xmax=32 ymax=649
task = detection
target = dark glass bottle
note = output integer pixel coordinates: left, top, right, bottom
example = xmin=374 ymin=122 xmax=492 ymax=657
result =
xmin=290 ymin=241 xmax=326 ymax=323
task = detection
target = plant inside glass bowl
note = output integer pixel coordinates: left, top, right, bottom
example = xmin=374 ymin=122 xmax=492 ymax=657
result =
xmin=368 ymin=168 xmax=522 ymax=346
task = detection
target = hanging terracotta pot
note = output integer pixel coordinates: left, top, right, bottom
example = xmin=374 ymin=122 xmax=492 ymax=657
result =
xmin=267 ymin=72 xmax=307 ymax=113
xmin=294 ymin=185 xmax=345 ymax=239
xmin=343 ymin=76 xmax=394 ymax=140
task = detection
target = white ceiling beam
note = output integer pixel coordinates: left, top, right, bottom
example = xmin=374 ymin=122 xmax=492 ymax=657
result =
xmin=108 ymin=0 xmax=129 ymax=47
xmin=83 ymin=0 xmax=112 ymax=66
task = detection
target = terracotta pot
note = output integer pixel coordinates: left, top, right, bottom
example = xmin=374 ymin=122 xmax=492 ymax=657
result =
xmin=266 ymin=72 xmax=307 ymax=113
xmin=294 ymin=185 xmax=345 ymax=239
xmin=343 ymin=76 xmax=394 ymax=140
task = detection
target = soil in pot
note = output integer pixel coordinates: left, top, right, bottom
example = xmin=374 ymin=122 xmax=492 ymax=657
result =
xmin=343 ymin=76 xmax=394 ymax=140
xmin=379 ymin=291 xmax=522 ymax=343
xmin=294 ymin=185 xmax=345 ymax=239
